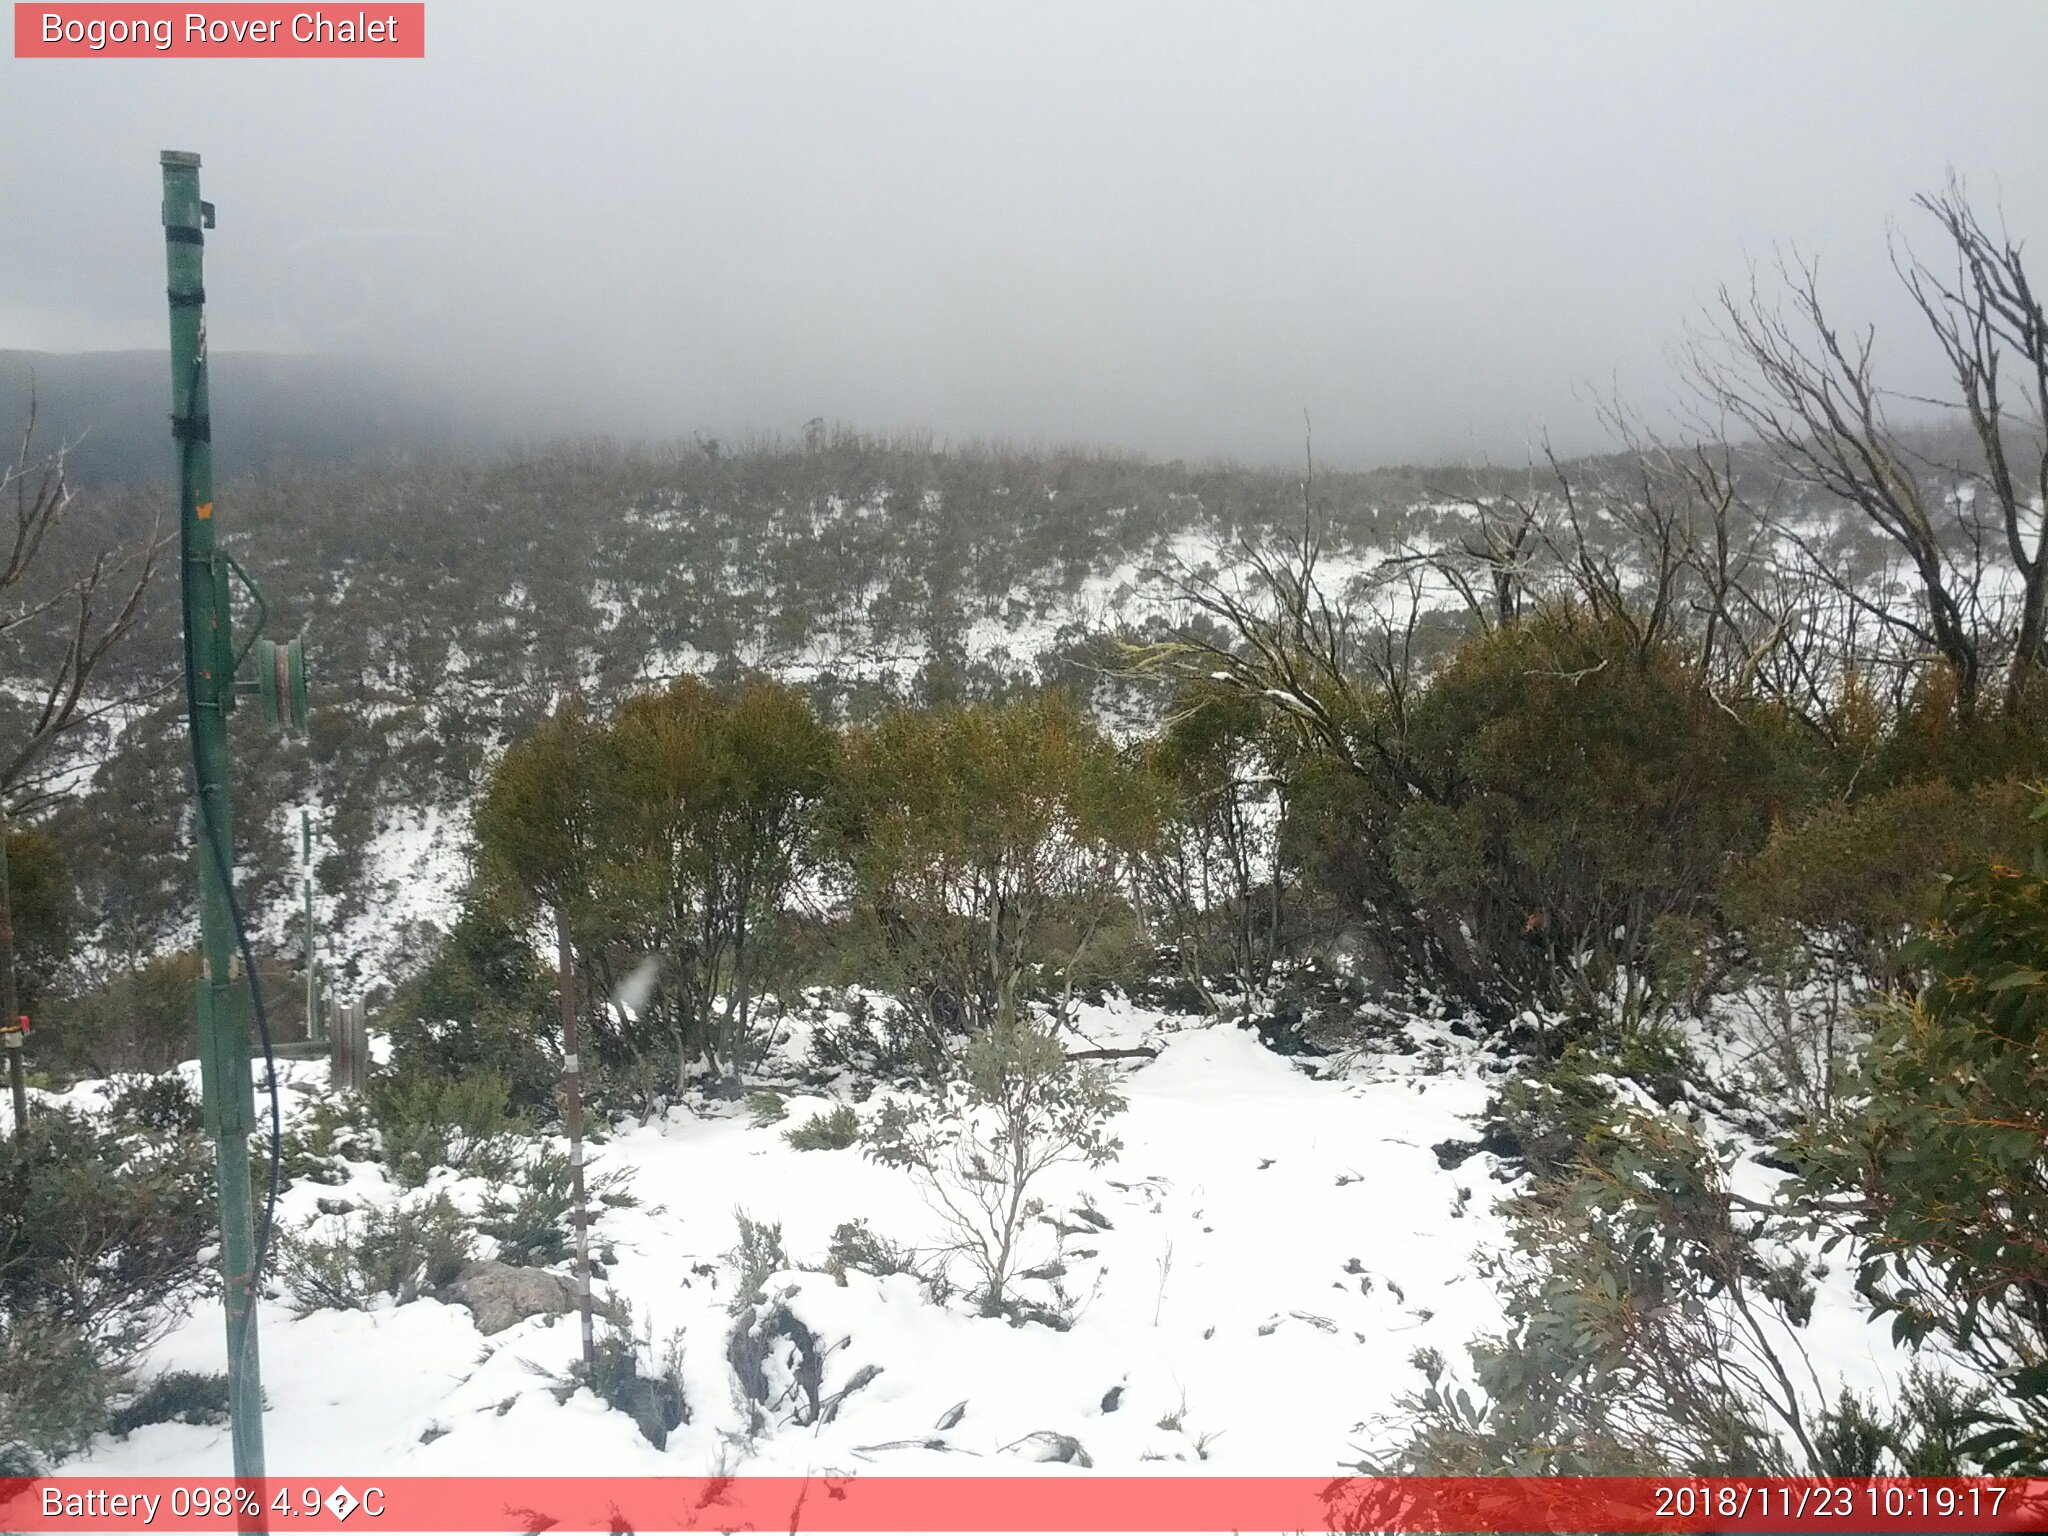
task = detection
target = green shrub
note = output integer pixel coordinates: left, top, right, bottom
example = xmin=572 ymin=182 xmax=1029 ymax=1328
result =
xmin=383 ymin=899 xmax=561 ymax=1117
xmin=1389 ymin=614 xmax=1788 ymax=1029
xmin=0 ymin=1108 xmax=212 ymax=1357
xmin=581 ymin=1052 xmax=676 ymax=1127
xmin=831 ymin=693 xmax=1154 ymax=1039
xmin=726 ymin=1210 xmax=790 ymax=1314
xmin=107 ymin=1371 xmax=230 ymax=1436
xmin=278 ymin=1195 xmax=476 ymax=1313
xmin=105 ymin=1073 xmax=202 ymax=1136
xmin=783 ymin=1103 xmax=859 ymax=1151
xmin=37 ymin=954 xmax=200 ymax=1079
xmin=1789 ymin=789 xmax=2048 ymax=1471
xmin=1727 ymin=776 xmax=2035 ymax=971
xmin=822 ymin=1218 xmax=919 ymax=1285
xmin=369 ymin=1071 xmax=529 ymax=1185
xmin=1889 ymin=1368 xmax=1996 ymax=1476
xmin=278 ymin=1090 xmax=378 ymax=1184
xmin=1 ymin=825 xmax=81 ymax=1020
xmin=1484 ymin=1028 xmax=1700 ymax=1179
xmin=0 ymin=1314 xmax=117 ymax=1468
xmin=476 ymin=1147 xmax=636 ymax=1268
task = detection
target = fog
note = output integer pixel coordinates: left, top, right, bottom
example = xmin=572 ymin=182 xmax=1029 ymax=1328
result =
xmin=3 ymin=0 xmax=2044 ymax=466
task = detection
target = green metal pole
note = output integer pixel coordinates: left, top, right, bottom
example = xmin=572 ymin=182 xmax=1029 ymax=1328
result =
xmin=303 ymin=811 xmax=317 ymax=1042
xmin=162 ymin=149 xmax=266 ymax=1481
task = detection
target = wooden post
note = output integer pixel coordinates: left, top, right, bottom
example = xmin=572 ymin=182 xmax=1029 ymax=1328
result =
xmin=558 ymin=907 xmax=594 ymax=1366
xmin=3 ymin=1022 xmax=25 ymax=1138
xmin=330 ymin=998 xmax=368 ymax=1094
xmin=348 ymin=1001 xmax=368 ymax=1093
xmin=329 ymin=997 xmax=350 ymax=1091
xmin=0 ymin=816 xmax=23 ymax=1138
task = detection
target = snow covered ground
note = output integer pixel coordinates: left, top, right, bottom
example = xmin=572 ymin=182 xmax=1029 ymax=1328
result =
xmin=40 ymin=997 xmax=1915 ymax=1480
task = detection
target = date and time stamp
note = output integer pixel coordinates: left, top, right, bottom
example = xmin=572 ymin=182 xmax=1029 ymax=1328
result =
xmin=1651 ymin=1479 xmax=2017 ymax=1522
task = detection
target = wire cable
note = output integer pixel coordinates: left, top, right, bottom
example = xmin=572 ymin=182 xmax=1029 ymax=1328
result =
xmin=175 ymin=337 xmax=283 ymax=1309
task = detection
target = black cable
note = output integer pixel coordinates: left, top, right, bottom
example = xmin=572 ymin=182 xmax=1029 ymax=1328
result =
xmin=175 ymin=341 xmax=283 ymax=1311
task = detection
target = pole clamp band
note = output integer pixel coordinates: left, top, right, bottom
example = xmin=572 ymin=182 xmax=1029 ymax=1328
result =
xmin=165 ymin=226 xmax=205 ymax=245
xmin=171 ymin=413 xmax=211 ymax=443
xmin=168 ymin=288 xmax=206 ymax=308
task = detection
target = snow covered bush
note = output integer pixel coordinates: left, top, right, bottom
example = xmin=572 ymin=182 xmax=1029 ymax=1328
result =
xmin=369 ymin=1071 xmax=529 ymax=1186
xmin=1714 ymin=958 xmax=1861 ymax=1128
xmin=822 ymin=1218 xmax=921 ymax=1287
xmin=0 ymin=1107 xmax=212 ymax=1467
xmin=0 ymin=1108 xmax=211 ymax=1358
xmin=277 ymin=1089 xmax=377 ymax=1185
xmin=478 ymin=1147 xmax=634 ymax=1268
xmin=725 ymin=1210 xmax=790 ymax=1314
xmin=1384 ymin=1096 xmax=2004 ymax=1478
xmin=0 ymin=1314 xmax=116 ymax=1470
xmin=783 ymin=1103 xmax=859 ymax=1150
xmin=104 ymin=1073 xmax=202 ymax=1136
xmin=1382 ymin=1109 xmax=1834 ymax=1474
xmin=1482 ymin=1026 xmax=1699 ymax=1180
xmin=808 ymin=995 xmax=946 ymax=1080
xmin=572 ymin=1307 xmax=686 ymax=1450
xmin=106 ymin=1370 xmax=230 ymax=1436
xmin=863 ymin=1017 xmax=1123 ymax=1316
xmin=278 ymin=1195 xmax=475 ymax=1314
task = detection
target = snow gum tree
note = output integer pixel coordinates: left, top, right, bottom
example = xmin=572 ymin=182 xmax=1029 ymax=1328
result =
xmin=1133 ymin=678 xmax=1285 ymax=1009
xmin=1386 ymin=610 xmax=1787 ymax=1032
xmin=833 ymin=691 xmax=1155 ymax=1036
xmin=472 ymin=678 xmax=835 ymax=1089
xmin=602 ymin=676 xmax=836 ymax=1084
xmin=473 ymin=694 xmax=609 ymax=929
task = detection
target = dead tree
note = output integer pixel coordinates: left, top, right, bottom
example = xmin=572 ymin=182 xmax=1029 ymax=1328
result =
xmin=1 ymin=405 xmax=163 ymax=809
xmin=1686 ymin=177 xmax=2048 ymax=720
xmin=1899 ymin=180 xmax=2048 ymax=711
xmin=0 ymin=403 xmax=162 ymax=1079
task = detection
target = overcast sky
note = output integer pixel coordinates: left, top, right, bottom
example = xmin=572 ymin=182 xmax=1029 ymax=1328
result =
xmin=3 ymin=1 xmax=2044 ymax=465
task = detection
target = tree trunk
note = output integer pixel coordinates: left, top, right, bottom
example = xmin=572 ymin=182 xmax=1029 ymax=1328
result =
xmin=1 ymin=810 xmax=24 ymax=1136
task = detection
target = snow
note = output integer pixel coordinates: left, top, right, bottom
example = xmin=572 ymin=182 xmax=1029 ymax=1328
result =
xmin=45 ymin=1001 xmax=1917 ymax=1479
xmin=327 ymin=806 xmax=471 ymax=993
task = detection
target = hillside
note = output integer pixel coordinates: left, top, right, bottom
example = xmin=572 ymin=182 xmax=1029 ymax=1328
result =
xmin=34 ymin=434 xmax=1479 ymax=1001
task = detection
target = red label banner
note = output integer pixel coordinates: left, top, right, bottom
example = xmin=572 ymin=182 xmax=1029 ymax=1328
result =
xmin=3 ymin=1477 xmax=2048 ymax=1533
xmin=13 ymin=5 xmax=424 ymax=58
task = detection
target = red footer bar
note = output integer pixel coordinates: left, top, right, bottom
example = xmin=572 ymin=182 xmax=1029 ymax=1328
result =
xmin=5 ymin=1478 xmax=2048 ymax=1533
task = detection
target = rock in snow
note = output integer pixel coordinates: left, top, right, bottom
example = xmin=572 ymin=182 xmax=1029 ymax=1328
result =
xmin=443 ymin=1261 xmax=578 ymax=1336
